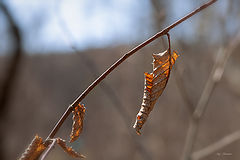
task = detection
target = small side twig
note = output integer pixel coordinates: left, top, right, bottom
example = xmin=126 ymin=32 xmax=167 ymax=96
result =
xmin=191 ymin=130 xmax=240 ymax=160
xmin=166 ymin=33 xmax=171 ymax=56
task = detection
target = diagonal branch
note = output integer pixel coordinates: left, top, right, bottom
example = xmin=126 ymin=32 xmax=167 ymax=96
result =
xmin=180 ymin=31 xmax=240 ymax=160
xmin=47 ymin=0 xmax=217 ymax=140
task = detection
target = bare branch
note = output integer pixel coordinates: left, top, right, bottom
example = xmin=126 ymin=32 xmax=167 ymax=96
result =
xmin=47 ymin=0 xmax=217 ymax=140
xmin=191 ymin=130 xmax=240 ymax=160
xmin=166 ymin=33 xmax=171 ymax=56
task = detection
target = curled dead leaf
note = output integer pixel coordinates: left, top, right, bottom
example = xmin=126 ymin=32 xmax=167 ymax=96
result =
xmin=133 ymin=50 xmax=179 ymax=135
xmin=70 ymin=103 xmax=86 ymax=142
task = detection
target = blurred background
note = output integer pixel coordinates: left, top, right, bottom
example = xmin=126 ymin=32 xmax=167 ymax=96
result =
xmin=0 ymin=0 xmax=240 ymax=159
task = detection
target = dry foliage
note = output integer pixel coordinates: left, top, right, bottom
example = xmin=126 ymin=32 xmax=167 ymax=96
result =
xmin=19 ymin=135 xmax=46 ymax=160
xmin=133 ymin=50 xmax=179 ymax=135
xmin=17 ymin=0 xmax=217 ymax=159
xmin=70 ymin=104 xmax=86 ymax=142
xmin=18 ymin=104 xmax=86 ymax=159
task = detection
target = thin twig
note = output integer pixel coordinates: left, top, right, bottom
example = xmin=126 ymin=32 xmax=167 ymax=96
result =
xmin=191 ymin=130 xmax=240 ymax=160
xmin=167 ymin=33 xmax=172 ymax=81
xmin=181 ymin=31 xmax=240 ymax=160
xmin=40 ymin=139 xmax=57 ymax=160
xmin=47 ymin=0 xmax=217 ymax=140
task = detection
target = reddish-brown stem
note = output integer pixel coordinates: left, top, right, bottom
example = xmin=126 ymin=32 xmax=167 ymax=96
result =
xmin=166 ymin=33 xmax=172 ymax=66
xmin=167 ymin=33 xmax=171 ymax=52
xmin=47 ymin=0 xmax=217 ymax=140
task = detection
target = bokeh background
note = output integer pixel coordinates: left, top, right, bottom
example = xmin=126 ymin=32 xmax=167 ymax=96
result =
xmin=0 ymin=0 xmax=240 ymax=159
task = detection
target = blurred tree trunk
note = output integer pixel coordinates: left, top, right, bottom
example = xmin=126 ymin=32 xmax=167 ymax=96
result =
xmin=0 ymin=1 xmax=23 ymax=159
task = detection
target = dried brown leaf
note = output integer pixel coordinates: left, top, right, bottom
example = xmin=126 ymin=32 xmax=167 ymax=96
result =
xmin=70 ymin=103 xmax=86 ymax=142
xmin=19 ymin=135 xmax=46 ymax=160
xmin=133 ymin=50 xmax=179 ymax=135
xmin=57 ymin=138 xmax=86 ymax=158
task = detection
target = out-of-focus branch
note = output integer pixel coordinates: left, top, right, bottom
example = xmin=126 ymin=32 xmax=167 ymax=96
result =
xmin=191 ymin=130 xmax=240 ymax=160
xmin=0 ymin=1 xmax=22 ymax=117
xmin=181 ymin=31 xmax=240 ymax=160
xmin=0 ymin=1 xmax=23 ymax=160
xmin=174 ymin=66 xmax=194 ymax=113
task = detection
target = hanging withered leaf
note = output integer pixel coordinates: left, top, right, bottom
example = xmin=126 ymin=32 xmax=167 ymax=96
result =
xmin=57 ymin=138 xmax=86 ymax=158
xmin=133 ymin=50 xmax=179 ymax=135
xmin=70 ymin=103 xmax=86 ymax=142
xmin=19 ymin=135 xmax=46 ymax=160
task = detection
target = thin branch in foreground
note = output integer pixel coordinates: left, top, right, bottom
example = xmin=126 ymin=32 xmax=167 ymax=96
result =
xmin=181 ymin=31 xmax=240 ymax=160
xmin=191 ymin=130 xmax=240 ymax=160
xmin=47 ymin=0 xmax=217 ymax=141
